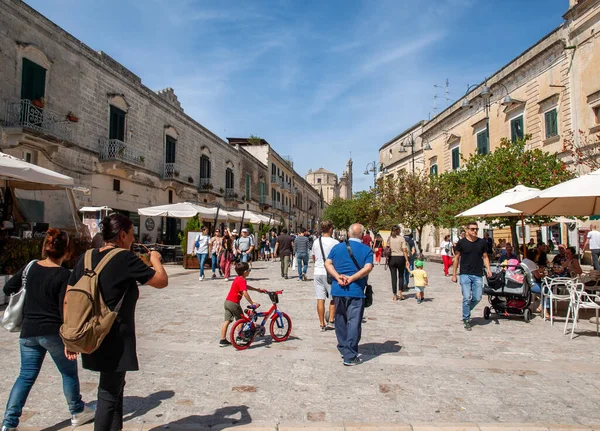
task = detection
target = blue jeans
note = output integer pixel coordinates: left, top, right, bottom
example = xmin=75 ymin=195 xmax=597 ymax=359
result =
xmin=296 ymin=252 xmax=308 ymax=278
xmin=3 ymin=335 xmax=84 ymax=428
xmin=334 ymin=296 xmax=365 ymax=362
xmin=404 ymin=253 xmax=416 ymax=287
xmin=459 ymin=274 xmax=483 ymax=321
xmin=211 ymin=253 xmax=222 ymax=275
xmin=530 ymin=281 xmax=550 ymax=309
xmin=240 ymin=252 xmax=250 ymax=263
xmin=196 ymin=253 xmax=208 ymax=277
xmin=592 ymin=249 xmax=600 ymax=271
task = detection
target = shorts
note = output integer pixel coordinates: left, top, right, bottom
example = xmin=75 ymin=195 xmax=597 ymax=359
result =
xmin=314 ymin=274 xmax=332 ymax=300
xmin=414 ymin=286 xmax=426 ymax=293
xmin=224 ymin=300 xmax=243 ymax=321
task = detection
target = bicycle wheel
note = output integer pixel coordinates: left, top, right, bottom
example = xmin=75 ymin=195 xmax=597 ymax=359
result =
xmin=230 ymin=319 xmax=256 ymax=350
xmin=270 ymin=312 xmax=292 ymax=342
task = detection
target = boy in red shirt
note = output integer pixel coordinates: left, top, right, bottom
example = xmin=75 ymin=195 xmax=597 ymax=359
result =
xmin=220 ymin=262 xmax=264 ymax=346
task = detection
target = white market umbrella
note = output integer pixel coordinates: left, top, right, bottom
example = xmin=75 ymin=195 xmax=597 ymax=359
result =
xmin=137 ymin=202 xmax=220 ymax=219
xmin=456 ymin=185 xmax=541 ymax=218
xmin=79 ymin=206 xmax=112 ymax=213
xmin=0 ymin=152 xmax=74 ymax=187
xmin=508 ymin=169 xmax=600 ymax=216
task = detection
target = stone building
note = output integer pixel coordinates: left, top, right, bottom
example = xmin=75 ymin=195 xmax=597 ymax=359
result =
xmin=0 ymin=0 xmax=279 ymax=243
xmin=378 ymin=0 xmax=600 ymax=252
xmin=227 ymin=138 xmax=324 ymax=232
xmin=305 ymin=158 xmax=353 ymax=204
xmin=378 ymin=121 xmax=428 ymax=176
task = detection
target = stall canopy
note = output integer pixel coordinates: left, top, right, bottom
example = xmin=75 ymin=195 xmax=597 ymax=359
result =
xmin=0 ymin=152 xmax=74 ymax=189
xmin=508 ymin=169 xmax=600 ymax=216
xmin=137 ymin=202 xmax=278 ymax=225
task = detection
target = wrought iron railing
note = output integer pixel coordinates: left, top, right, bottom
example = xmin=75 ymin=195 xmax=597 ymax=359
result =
xmin=2 ymin=99 xmax=74 ymax=142
xmin=271 ymin=175 xmax=279 ymax=185
xmin=272 ymin=199 xmax=282 ymax=210
xmin=199 ymin=178 xmax=211 ymax=188
xmin=224 ymin=188 xmax=236 ymax=200
xmin=282 ymin=204 xmax=289 ymax=213
xmin=162 ymin=162 xmax=177 ymax=179
xmin=291 ymin=187 xmax=297 ymax=195
xmin=98 ymin=137 xmax=145 ymax=166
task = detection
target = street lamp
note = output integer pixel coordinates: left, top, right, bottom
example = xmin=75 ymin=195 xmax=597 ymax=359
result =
xmin=364 ymin=161 xmax=387 ymax=189
xmin=401 ymin=132 xmax=433 ymax=173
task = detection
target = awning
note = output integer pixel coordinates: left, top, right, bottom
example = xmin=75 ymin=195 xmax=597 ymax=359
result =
xmin=79 ymin=206 xmax=113 ymax=213
xmin=0 ymin=152 xmax=75 ymax=188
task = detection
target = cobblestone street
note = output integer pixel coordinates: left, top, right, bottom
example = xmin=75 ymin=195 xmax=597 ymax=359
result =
xmin=1 ymin=260 xmax=600 ymax=430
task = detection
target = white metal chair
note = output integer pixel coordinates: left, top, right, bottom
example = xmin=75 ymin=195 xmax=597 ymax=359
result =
xmin=542 ymin=277 xmax=575 ymax=325
xmin=563 ymin=282 xmax=600 ymax=339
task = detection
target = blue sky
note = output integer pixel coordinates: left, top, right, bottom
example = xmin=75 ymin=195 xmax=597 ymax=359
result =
xmin=26 ymin=0 xmax=567 ymax=191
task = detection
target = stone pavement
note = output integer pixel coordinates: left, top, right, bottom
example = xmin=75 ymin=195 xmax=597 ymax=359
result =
xmin=1 ymin=259 xmax=600 ymax=430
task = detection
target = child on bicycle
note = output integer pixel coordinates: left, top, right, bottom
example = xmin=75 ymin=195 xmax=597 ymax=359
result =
xmin=220 ymin=262 xmax=264 ymax=347
xmin=406 ymin=260 xmax=428 ymax=304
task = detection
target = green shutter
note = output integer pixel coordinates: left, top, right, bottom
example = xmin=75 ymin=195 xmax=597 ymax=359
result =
xmin=452 ymin=148 xmax=459 ymax=170
xmin=21 ymin=58 xmax=46 ymax=102
xmin=511 ymin=116 xmax=524 ymax=142
xmin=430 ymin=164 xmax=438 ymax=176
xmin=245 ymin=174 xmax=251 ymax=200
xmin=545 ymin=109 xmax=558 ymax=138
xmin=477 ymin=131 xmax=488 ymax=155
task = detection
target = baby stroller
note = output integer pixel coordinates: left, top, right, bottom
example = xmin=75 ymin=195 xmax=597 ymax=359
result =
xmin=483 ymin=259 xmax=533 ymax=322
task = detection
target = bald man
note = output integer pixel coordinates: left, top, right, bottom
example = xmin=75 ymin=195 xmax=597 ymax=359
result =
xmin=325 ymin=223 xmax=374 ymax=366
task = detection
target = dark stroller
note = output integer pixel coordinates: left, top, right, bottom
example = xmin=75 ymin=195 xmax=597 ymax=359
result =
xmin=483 ymin=261 xmax=533 ymax=322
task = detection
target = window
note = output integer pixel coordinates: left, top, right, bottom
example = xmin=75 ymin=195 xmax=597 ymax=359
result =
xmin=245 ymin=174 xmax=251 ymax=200
xmin=21 ymin=58 xmax=46 ymax=102
xmin=545 ymin=108 xmax=558 ymax=139
xmin=225 ymin=168 xmax=234 ymax=189
xmin=271 ymin=163 xmax=276 ymax=175
xmin=317 ymin=178 xmax=321 ymax=184
xmin=259 ymin=182 xmax=266 ymax=198
xmin=168 ymin=190 xmax=173 ymax=204
xmin=113 ymin=179 xmax=121 ymax=192
xmin=388 ymin=149 xmax=393 ymax=159
xmin=594 ymin=106 xmax=600 ymax=125
xmin=476 ymin=129 xmax=488 ymax=155
xmin=272 ymin=189 xmax=276 ymax=200
xmin=109 ymin=105 xmax=126 ymax=141
xmin=451 ymin=146 xmax=460 ymax=170
xmin=200 ymin=155 xmax=211 ymax=180
xmin=430 ymin=164 xmax=438 ymax=176
xmin=276 ymin=191 xmax=281 ymax=202
xmin=23 ymin=150 xmax=36 ymax=164
xmin=510 ymin=115 xmax=524 ymax=142
xmin=165 ymin=136 xmax=176 ymax=164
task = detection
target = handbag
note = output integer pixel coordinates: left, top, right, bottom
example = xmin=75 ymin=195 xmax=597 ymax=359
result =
xmin=345 ymin=241 xmax=373 ymax=308
xmin=319 ymin=237 xmax=333 ymax=285
xmin=1 ymin=260 xmax=38 ymax=332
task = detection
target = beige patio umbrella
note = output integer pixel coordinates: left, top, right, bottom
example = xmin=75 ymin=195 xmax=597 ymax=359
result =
xmin=508 ymin=169 xmax=600 ymax=216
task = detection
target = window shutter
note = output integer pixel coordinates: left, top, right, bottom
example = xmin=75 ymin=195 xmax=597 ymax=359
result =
xmin=452 ymin=148 xmax=460 ymax=170
xmin=21 ymin=58 xmax=46 ymax=102
xmin=245 ymin=174 xmax=251 ymax=200
xmin=165 ymin=136 xmax=176 ymax=163
xmin=477 ymin=132 xmax=488 ymax=155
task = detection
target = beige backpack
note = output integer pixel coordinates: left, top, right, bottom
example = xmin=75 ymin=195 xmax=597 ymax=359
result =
xmin=60 ymin=248 xmax=125 ymax=354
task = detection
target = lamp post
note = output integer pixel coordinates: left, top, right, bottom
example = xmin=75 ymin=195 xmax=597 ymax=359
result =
xmin=364 ymin=161 xmax=388 ymax=189
xmin=400 ymin=132 xmax=433 ymax=173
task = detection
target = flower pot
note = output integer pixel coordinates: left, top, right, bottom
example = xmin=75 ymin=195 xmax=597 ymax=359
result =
xmin=32 ymin=99 xmax=44 ymax=108
xmin=184 ymin=254 xmax=200 ymax=269
xmin=66 ymin=114 xmax=79 ymax=122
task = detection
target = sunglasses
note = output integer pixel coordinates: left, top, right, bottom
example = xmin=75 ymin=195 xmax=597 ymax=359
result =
xmin=468 ymin=227 xmax=479 ymax=231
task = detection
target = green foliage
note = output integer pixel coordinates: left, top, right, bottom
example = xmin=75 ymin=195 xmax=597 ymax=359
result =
xmin=248 ymin=135 xmax=262 ymax=146
xmin=178 ymin=216 xmax=202 ymax=254
xmin=322 ymin=198 xmax=356 ymax=231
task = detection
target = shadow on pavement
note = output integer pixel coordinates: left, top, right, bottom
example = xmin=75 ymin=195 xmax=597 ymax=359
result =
xmin=41 ymin=419 xmax=71 ymax=431
xmin=247 ymin=335 xmax=301 ymax=349
xmin=147 ymin=405 xmax=251 ymax=429
xmin=359 ymin=340 xmax=402 ymax=362
xmin=123 ymin=389 xmax=175 ymax=421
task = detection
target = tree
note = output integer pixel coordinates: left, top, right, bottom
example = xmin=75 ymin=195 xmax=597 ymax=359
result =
xmin=562 ymin=129 xmax=600 ymax=171
xmin=248 ymin=134 xmax=262 ymax=146
xmin=436 ymin=135 xmax=574 ymax=250
xmin=322 ymin=197 xmax=356 ymax=230
xmin=352 ymin=190 xmax=381 ymax=232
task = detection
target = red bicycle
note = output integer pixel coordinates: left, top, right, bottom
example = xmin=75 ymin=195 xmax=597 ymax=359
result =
xmin=230 ymin=290 xmax=292 ymax=350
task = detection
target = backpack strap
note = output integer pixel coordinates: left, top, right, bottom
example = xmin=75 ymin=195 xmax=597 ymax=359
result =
xmin=92 ymin=248 xmax=126 ymax=276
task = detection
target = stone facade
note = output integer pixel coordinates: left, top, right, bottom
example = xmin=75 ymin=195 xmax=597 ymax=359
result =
xmin=0 ymin=0 xmax=273 ymax=243
xmin=379 ymin=121 xmax=428 ymax=176
xmin=227 ymin=138 xmax=324 ymax=232
xmin=305 ymin=159 xmax=353 ymax=204
xmin=377 ymin=0 xmax=600 ymax=252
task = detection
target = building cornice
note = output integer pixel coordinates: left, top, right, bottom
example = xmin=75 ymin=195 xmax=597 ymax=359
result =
xmin=379 ymin=120 xmax=427 ymax=151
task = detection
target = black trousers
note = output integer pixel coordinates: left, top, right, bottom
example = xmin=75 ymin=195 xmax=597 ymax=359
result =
xmin=388 ymin=256 xmax=406 ymax=295
xmin=95 ymin=371 xmax=126 ymax=431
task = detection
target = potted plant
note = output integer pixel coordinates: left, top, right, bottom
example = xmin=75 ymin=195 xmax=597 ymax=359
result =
xmin=139 ymin=156 xmax=145 ymax=164
xmin=174 ymin=171 xmax=180 ymax=178
xmin=219 ymin=187 xmax=224 ymax=194
xmin=187 ymin=176 xmax=194 ymax=183
xmin=32 ymin=97 xmax=45 ymax=108
xmin=66 ymin=111 xmax=79 ymax=122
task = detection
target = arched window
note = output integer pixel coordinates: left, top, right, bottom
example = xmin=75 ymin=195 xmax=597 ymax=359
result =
xmin=200 ymin=155 xmax=211 ymax=186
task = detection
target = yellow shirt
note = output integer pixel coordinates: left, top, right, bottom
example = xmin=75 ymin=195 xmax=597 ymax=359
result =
xmin=409 ymin=269 xmax=428 ymax=287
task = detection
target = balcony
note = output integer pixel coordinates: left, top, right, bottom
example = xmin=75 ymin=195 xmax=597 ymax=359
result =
xmin=290 ymin=187 xmax=297 ymax=196
xmin=2 ymin=99 xmax=75 ymax=149
xmin=224 ymin=188 xmax=237 ymax=200
xmin=272 ymin=200 xmax=282 ymax=210
xmin=99 ymin=137 xmax=145 ymax=167
xmin=199 ymin=178 xmax=212 ymax=191
xmin=282 ymin=204 xmax=289 ymax=213
xmin=162 ymin=162 xmax=179 ymax=179
xmin=259 ymin=194 xmax=268 ymax=205
xmin=271 ymin=175 xmax=284 ymax=187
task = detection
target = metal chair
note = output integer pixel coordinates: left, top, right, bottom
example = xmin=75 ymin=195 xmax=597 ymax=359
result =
xmin=563 ymin=282 xmax=600 ymax=339
xmin=542 ymin=277 xmax=575 ymax=325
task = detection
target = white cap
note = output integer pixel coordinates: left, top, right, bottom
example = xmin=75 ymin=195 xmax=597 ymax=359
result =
xmin=241 ymin=228 xmax=249 ymax=233
xmin=232 ymin=229 xmax=238 ymax=234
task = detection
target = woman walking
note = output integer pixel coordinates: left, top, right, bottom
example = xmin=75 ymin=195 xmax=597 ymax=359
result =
xmin=220 ymin=228 xmax=234 ymax=281
xmin=387 ymin=226 xmax=409 ymax=301
xmin=440 ymin=235 xmax=453 ymax=277
xmin=209 ymin=228 xmax=223 ymax=279
xmin=68 ymin=214 xmax=168 ymax=431
xmin=2 ymin=229 xmax=95 ymax=431
xmin=374 ymin=234 xmax=383 ymax=265
xmin=194 ymin=226 xmax=210 ymax=281
xmin=259 ymin=234 xmax=268 ymax=261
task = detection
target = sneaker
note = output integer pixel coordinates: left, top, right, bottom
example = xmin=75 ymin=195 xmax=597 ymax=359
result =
xmin=71 ymin=404 xmax=96 ymax=427
xmin=343 ymin=356 xmax=363 ymax=366
xmin=219 ymin=339 xmax=232 ymax=347
xmin=212 ymin=274 xmax=216 ymax=279
xmin=298 ymin=277 xmax=303 ymax=281
xmin=327 ymin=321 xmax=335 ymax=330
xmin=463 ymin=320 xmax=472 ymax=331
xmin=320 ymin=325 xmax=327 ymax=332
xmin=2 ymin=426 xmax=19 ymax=431
xmin=417 ymin=298 xmax=422 ymax=304
xmin=284 ymin=275 xmax=288 ymax=279
xmin=302 ymin=274 xmax=307 ymax=281
xmin=224 ymin=277 xmax=229 ymax=282
xmin=199 ymin=275 xmax=204 ymax=281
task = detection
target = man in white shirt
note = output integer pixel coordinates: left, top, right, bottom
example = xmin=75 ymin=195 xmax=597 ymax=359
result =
xmin=311 ymin=220 xmax=339 ymax=332
xmin=583 ymin=224 xmax=600 ymax=270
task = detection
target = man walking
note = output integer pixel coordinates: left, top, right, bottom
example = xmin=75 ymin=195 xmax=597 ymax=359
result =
xmin=274 ymin=228 xmax=294 ymax=279
xmin=325 ymin=223 xmax=373 ymax=366
xmin=452 ymin=221 xmax=492 ymax=331
xmin=235 ymin=228 xmax=255 ymax=263
xmin=312 ymin=220 xmax=338 ymax=331
xmin=294 ymin=231 xmax=310 ymax=281
xmin=583 ymin=224 xmax=600 ymax=270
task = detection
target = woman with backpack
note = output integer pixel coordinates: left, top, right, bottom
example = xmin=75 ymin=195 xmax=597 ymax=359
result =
xmin=68 ymin=214 xmax=168 ymax=431
xmin=2 ymin=229 xmax=96 ymax=431
xmin=440 ymin=235 xmax=453 ymax=277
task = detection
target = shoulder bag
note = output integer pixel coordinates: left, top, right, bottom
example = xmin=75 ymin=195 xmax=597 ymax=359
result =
xmin=384 ymin=237 xmax=392 ymax=259
xmin=1 ymin=260 xmax=38 ymax=332
xmin=345 ymin=241 xmax=373 ymax=308
xmin=319 ymin=237 xmax=333 ymax=285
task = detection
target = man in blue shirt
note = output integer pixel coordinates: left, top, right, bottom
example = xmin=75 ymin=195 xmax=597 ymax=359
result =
xmin=325 ymin=223 xmax=374 ymax=366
